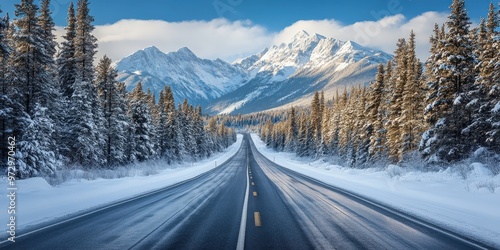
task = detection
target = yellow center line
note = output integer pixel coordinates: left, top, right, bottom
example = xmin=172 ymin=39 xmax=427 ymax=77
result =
xmin=254 ymin=212 xmax=262 ymax=227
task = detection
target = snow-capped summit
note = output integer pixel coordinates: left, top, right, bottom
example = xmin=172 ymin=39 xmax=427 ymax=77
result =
xmin=115 ymin=46 xmax=247 ymax=106
xmin=244 ymin=30 xmax=327 ymax=82
xmin=206 ymin=31 xmax=393 ymax=114
xmin=115 ymin=31 xmax=392 ymax=114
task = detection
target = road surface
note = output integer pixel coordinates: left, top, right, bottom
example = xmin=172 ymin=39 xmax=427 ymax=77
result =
xmin=0 ymin=135 xmax=490 ymax=249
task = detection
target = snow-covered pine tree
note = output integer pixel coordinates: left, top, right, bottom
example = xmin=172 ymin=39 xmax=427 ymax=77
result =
xmin=57 ymin=2 xmax=77 ymax=99
xmin=11 ymin=0 xmax=60 ymax=177
xmin=368 ymin=64 xmax=387 ymax=160
xmin=310 ymin=91 xmax=322 ymax=151
xmin=159 ymin=86 xmax=177 ymax=161
xmin=16 ymin=104 xmax=58 ymax=178
xmin=284 ymin=106 xmax=298 ymax=152
xmin=38 ymin=0 xmax=65 ymax=161
xmin=421 ymin=0 xmax=476 ymax=162
xmin=386 ymin=38 xmax=407 ymax=162
xmin=193 ymin=106 xmax=208 ymax=158
xmin=114 ymin=82 xmax=131 ymax=164
xmin=355 ymin=86 xmax=371 ymax=167
xmin=156 ymin=89 xmax=167 ymax=157
xmin=400 ymin=31 xmax=425 ymax=160
xmin=170 ymin=106 xmax=186 ymax=161
xmin=67 ymin=69 xmax=103 ymax=167
xmin=128 ymin=82 xmax=156 ymax=162
xmin=338 ymin=87 xmax=356 ymax=164
xmin=423 ymin=24 xmax=443 ymax=127
xmin=12 ymin=0 xmax=52 ymax=114
xmin=67 ymin=0 xmax=106 ymax=167
xmin=471 ymin=3 xmax=500 ymax=153
xmin=320 ymin=103 xmax=332 ymax=156
xmin=486 ymin=4 xmax=500 ymax=152
xmin=180 ymin=100 xmax=197 ymax=158
xmin=206 ymin=116 xmax=219 ymax=153
xmin=328 ymin=90 xmax=341 ymax=156
xmin=0 ymin=8 xmax=14 ymax=167
xmin=74 ymin=0 xmax=97 ymax=85
xmin=297 ymin=113 xmax=313 ymax=157
xmin=96 ymin=56 xmax=129 ymax=166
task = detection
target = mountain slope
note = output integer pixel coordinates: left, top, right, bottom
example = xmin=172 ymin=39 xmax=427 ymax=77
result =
xmin=114 ymin=31 xmax=392 ymax=114
xmin=206 ymin=31 xmax=392 ymax=114
xmin=115 ymin=46 xmax=247 ymax=106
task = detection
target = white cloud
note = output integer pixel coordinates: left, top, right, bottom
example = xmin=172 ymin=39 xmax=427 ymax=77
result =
xmin=92 ymin=18 xmax=273 ymax=63
xmin=272 ymin=11 xmax=449 ymax=61
xmin=54 ymin=12 xmax=449 ymax=63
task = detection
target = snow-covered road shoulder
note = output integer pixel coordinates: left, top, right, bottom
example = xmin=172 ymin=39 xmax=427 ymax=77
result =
xmin=0 ymin=134 xmax=243 ymax=234
xmin=250 ymin=134 xmax=500 ymax=247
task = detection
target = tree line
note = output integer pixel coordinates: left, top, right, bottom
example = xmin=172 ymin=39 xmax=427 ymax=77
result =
xmin=0 ymin=0 xmax=236 ymax=179
xmin=260 ymin=0 xmax=499 ymax=167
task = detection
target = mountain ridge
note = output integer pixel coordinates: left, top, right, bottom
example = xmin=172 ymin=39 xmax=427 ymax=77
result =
xmin=114 ymin=30 xmax=393 ymax=114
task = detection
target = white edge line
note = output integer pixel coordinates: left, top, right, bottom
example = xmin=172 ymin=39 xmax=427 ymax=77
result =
xmin=236 ymin=148 xmax=250 ymax=250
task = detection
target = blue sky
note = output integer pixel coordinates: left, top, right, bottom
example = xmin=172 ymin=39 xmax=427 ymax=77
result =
xmin=0 ymin=0 xmax=496 ymax=62
xmin=0 ymin=0 xmax=493 ymax=28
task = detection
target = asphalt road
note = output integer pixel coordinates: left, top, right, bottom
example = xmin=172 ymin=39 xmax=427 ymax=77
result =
xmin=1 ymin=139 xmax=248 ymax=250
xmin=0 ymin=134 xmax=491 ymax=249
xmin=244 ymin=135 xmax=489 ymax=250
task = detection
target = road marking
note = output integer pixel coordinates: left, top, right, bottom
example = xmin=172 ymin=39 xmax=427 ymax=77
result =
xmin=251 ymin=182 xmax=254 ymax=186
xmin=253 ymin=192 xmax=258 ymax=197
xmin=250 ymin=176 xmax=253 ymax=179
xmin=254 ymin=212 xmax=262 ymax=227
xmin=236 ymin=149 xmax=250 ymax=250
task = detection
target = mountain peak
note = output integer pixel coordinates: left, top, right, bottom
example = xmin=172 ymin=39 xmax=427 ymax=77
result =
xmin=142 ymin=45 xmax=161 ymax=52
xmin=176 ymin=47 xmax=197 ymax=57
xmin=293 ymin=30 xmax=310 ymax=41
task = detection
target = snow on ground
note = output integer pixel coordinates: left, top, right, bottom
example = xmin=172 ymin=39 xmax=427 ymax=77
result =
xmin=0 ymin=135 xmax=243 ymax=234
xmin=250 ymin=134 xmax=500 ymax=247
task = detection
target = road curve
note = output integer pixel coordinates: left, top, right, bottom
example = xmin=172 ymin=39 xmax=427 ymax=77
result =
xmin=0 ymin=139 xmax=248 ymax=250
xmin=245 ymin=134 xmax=490 ymax=250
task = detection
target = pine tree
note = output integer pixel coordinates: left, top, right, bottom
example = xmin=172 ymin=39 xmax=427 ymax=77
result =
xmin=355 ymin=87 xmax=371 ymax=167
xmin=74 ymin=0 xmax=97 ymax=84
xmin=11 ymin=0 xmax=60 ymax=177
xmin=0 ymin=8 xmax=14 ymax=167
xmin=96 ymin=56 xmax=129 ymax=166
xmin=486 ymin=3 xmax=500 ymax=152
xmin=57 ymin=2 xmax=77 ymax=99
xmin=310 ymin=91 xmax=322 ymax=151
xmin=65 ymin=0 xmax=106 ymax=167
xmin=320 ymin=103 xmax=332 ymax=156
xmin=16 ymin=104 xmax=58 ymax=178
xmin=328 ymin=90 xmax=342 ymax=156
xmin=193 ymin=106 xmax=208 ymax=158
xmin=400 ymin=31 xmax=425 ymax=160
xmin=386 ymin=38 xmax=407 ymax=162
xmin=12 ymin=0 xmax=53 ymax=114
xmin=368 ymin=64 xmax=387 ymax=160
xmin=180 ymin=100 xmax=197 ymax=158
xmin=471 ymin=3 xmax=500 ymax=153
xmin=421 ymin=0 xmax=476 ymax=162
xmin=128 ymin=83 xmax=156 ymax=162
xmin=285 ymin=106 xmax=298 ymax=152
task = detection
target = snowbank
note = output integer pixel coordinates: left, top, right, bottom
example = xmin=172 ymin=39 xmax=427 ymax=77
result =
xmin=250 ymin=134 xmax=500 ymax=247
xmin=0 ymin=134 xmax=243 ymax=234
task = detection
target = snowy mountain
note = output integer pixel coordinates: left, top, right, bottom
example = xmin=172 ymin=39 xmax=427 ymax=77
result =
xmin=207 ymin=30 xmax=393 ymax=114
xmin=114 ymin=31 xmax=392 ymax=114
xmin=114 ymin=46 xmax=248 ymax=106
